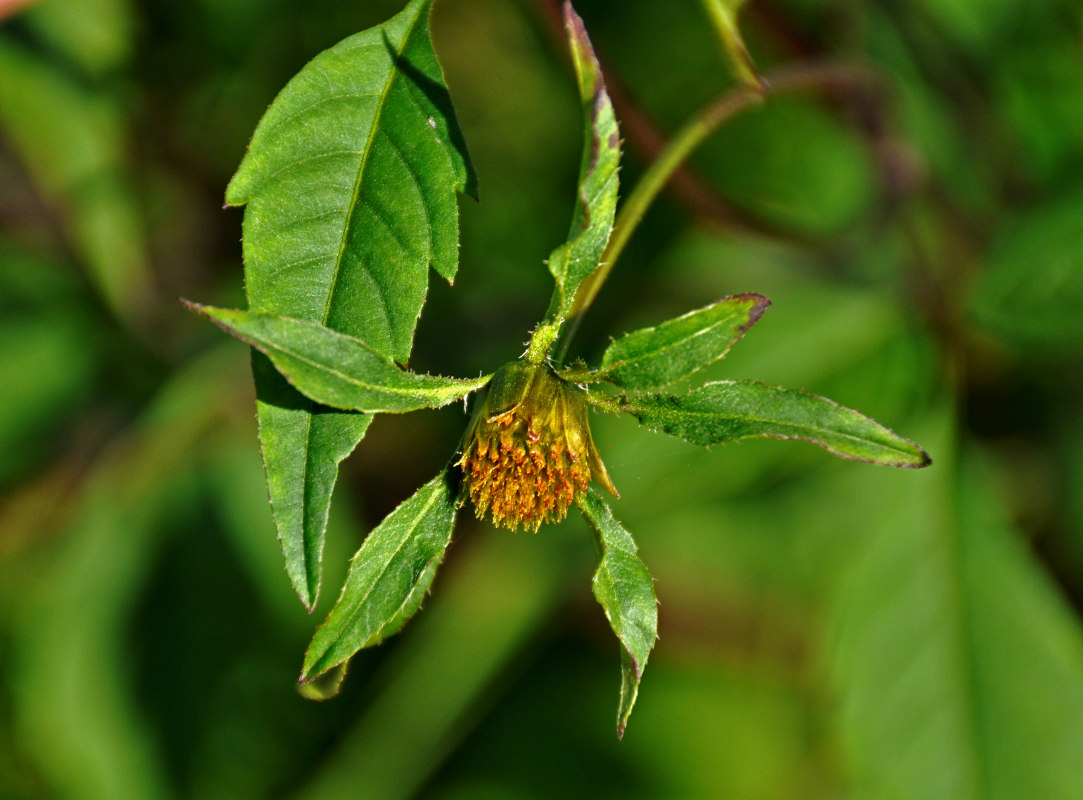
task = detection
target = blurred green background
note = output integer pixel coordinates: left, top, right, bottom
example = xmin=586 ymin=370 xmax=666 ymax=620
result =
xmin=2 ymin=0 xmax=1083 ymax=797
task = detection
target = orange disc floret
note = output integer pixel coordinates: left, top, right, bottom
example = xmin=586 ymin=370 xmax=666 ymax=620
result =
xmin=458 ymin=361 xmax=617 ymax=532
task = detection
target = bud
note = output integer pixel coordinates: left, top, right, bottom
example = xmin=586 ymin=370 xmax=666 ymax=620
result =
xmin=458 ymin=361 xmax=618 ymax=532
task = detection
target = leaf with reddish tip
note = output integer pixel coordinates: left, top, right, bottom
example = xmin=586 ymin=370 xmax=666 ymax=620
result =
xmin=544 ymin=2 xmax=620 ymax=322
xmin=578 ymin=489 xmax=658 ymax=739
xmin=622 ymin=379 xmax=932 ymax=467
xmin=595 ymin=293 xmax=770 ymax=390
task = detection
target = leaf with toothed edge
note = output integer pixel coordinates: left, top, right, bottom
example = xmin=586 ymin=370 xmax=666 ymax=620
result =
xmin=223 ymin=0 xmax=476 ymax=609
xmin=544 ymin=2 xmax=620 ymax=324
xmin=578 ymin=489 xmax=658 ymax=739
xmin=593 ymin=293 xmax=771 ymax=390
xmin=187 ymin=304 xmax=490 ymax=413
xmin=614 ymin=379 xmax=931 ymax=467
xmin=302 ymin=471 xmax=459 ymax=682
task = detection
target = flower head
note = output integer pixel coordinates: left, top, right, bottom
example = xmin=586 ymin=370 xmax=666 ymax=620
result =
xmin=458 ymin=361 xmax=617 ymax=531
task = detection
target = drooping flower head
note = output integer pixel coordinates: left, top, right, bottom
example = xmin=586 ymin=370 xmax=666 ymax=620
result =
xmin=458 ymin=361 xmax=617 ymax=531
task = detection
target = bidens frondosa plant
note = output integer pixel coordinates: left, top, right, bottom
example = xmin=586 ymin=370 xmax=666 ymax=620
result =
xmin=186 ymin=0 xmax=930 ymax=737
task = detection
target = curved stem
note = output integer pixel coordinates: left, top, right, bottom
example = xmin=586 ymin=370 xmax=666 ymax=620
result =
xmin=558 ymin=60 xmax=882 ymax=361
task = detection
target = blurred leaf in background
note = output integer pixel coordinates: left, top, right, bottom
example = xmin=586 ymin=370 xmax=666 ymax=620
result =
xmin=2 ymin=0 xmax=1083 ymax=798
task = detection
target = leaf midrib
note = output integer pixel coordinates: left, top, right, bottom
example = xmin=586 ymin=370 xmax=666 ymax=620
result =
xmin=633 ymin=391 xmax=908 ymax=455
xmin=321 ymin=6 xmax=426 ymax=330
xmin=259 ymin=336 xmax=487 ymax=405
xmin=602 ymin=308 xmax=746 ymax=377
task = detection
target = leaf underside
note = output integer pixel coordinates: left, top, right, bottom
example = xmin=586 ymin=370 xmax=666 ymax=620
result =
xmin=578 ymin=489 xmax=658 ymax=739
xmin=226 ymin=0 xmax=475 ymax=608
xmin=597 ymin=293 xmax=770 ymax=390
xmin=621 ymin=379 xmax=931 ymax=467
xmin=302 ymin=471 xmax=459 ymax=681
xmin=189 ymin=304 xmax=489 ymax=413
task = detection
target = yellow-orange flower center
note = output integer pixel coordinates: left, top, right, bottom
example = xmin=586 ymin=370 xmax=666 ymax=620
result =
xmin=458 ymin=362 xmax=616 ymax=532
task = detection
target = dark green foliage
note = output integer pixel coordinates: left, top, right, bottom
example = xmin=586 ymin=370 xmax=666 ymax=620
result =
xmin=3 ymin=0 xmax=1083 ymax=794
xmin=227 ymin=0 xmax=476 ymax=609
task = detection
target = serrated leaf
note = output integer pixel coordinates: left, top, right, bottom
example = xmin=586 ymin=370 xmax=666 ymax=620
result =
xmin=577 ymin=488 xmax=658 ymax=739
xmin=596 ymin=293 xmax=770 ymax=390
xmin=224 ymin=0 xmax=475 ymax=608
xmin=545 ymin=2 xmax=620 ymax=323
xmin=618 ymin=379 xmax=930 ymax=467
xmin=189 ymin=304 xmax=489 ymax=413
xmin=302 ymin=471 xmax=458 ymax=681
xmin=249 ymin=355 xmax=372 ymax=611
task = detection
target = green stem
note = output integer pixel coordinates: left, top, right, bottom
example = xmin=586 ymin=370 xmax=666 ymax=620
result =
xmin=699 ymin=0 xmax=766 ymax=91
xmin=562 ymin=61 xmax=881 ymax=345
xmin=526 ymin=320 xmax=561 ymax=364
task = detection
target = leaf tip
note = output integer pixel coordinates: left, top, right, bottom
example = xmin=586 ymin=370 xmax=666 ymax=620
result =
xmin=179 ymin=296 xmax=203 ymax=315
xmin=562 ymin=1 xmax=602 ymax=90
xmin=562 ymin=1 xmax=586 ymax=42
xmin=297 ymin=661 xmax=348 ymax=701
xmin=742 ymin=292 xmax=772 ymax=328
xmin=905 ymin=445 xmax=933 ymax=469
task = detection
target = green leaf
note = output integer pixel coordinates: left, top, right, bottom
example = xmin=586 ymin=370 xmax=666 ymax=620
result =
xmin=595 ymin=293 xmax=770 ymax=390
xmin=302 ymin=471 xmax=459 ymax=681
xmin=545 ymin=2 xmax=621 ymax=324
xmin=250 ymin=358 xmax=372 ymax=612
xmin=615 ymin=379 xmax=931 ymax=467
xmin=827 ymin=430 xmax=1083 ymax=800
xmin=224 ymin=0 xmax=475 ymax=608
xmin=577 ymin=488 xmax=658 ymax=739
xmin=188 ymin=304 xmax=489 ymax=413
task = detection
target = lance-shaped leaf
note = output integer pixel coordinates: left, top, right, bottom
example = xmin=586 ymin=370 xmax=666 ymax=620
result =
xmin=595 ymin=293 xmax=770 ymax=390
xmin=545 ymin=2 xmax=620 ymax=323
xmin=302 ymin=471 xmax=459 ymax=681
xmin=618 ymin=379 xmax=931 ymax=467
xmin=225 ymin=0 xmax=475 ymax=608
xmin=188 ymin=304 xmax=489 ymax=413
xmin=577 ymin=489 xmax=658 ymax=739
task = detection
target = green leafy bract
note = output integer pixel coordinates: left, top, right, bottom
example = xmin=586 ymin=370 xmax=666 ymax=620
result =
xmin=595 ymin=293 xmax=770 ymax=389
xmin=302 ymin=471 xmax=459 ymax=682
xmin=188 ymin=304 xmax=489 ymax=413
xmin=578 ymin=489 xmax=658 ymax=739
xmin=544 ymin=2 xmax=621 ymax=324
xmin=225 ymin=0 xmax=475 ymax=609
xmin=617 ymin=379 xmax=931 ymax=467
